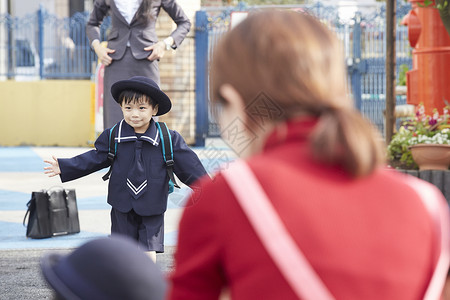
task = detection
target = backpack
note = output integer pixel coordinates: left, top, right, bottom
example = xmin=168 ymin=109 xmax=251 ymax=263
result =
xmin=102 ymin=122 xmax=180 ymax=194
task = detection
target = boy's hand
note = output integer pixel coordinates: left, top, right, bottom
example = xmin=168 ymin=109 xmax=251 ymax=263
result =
xmin=44 ymin=156 xmax=61 ymax=177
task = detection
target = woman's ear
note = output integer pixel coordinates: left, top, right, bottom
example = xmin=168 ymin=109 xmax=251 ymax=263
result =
xmin=219 ymin=84 xmax=275 ymax=158
xmin=219 ymin=84 xmax=245 ymax=113
xmin=218 ymin=84 xmax=268 ymax=158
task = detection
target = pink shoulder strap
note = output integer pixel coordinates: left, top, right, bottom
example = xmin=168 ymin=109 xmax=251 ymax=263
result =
xmin=222 ymin=160 xmax=335 ymax=300
xmin=222 ymin=160 xmax=450 ymax=300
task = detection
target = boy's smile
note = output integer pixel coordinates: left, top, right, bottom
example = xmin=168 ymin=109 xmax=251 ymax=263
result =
xmin=121 ymin=101 xmax=158 ymax=133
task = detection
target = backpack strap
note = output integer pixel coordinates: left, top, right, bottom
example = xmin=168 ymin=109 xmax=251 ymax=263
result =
xmin=102 ymin=124 xmax=118 ymax=181
xmin=156 ymin=122 xmax=180 ymax=189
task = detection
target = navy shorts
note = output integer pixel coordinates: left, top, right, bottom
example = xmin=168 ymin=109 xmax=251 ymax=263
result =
xmin=110 ymin=208 xmax=164 ymax=253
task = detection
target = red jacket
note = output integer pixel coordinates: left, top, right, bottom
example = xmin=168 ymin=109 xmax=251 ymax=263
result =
xmin=169 ymin=118 xmax=446 ymax=299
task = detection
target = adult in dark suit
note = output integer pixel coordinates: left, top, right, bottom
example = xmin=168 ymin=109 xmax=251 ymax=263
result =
xmin=87 ymin=0 xmax=191 ymax=129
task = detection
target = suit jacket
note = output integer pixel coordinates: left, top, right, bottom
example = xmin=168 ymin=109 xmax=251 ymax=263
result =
xmin=86 ymin=0 xmax=191 ymax=60
xmin=58 ymin=119 xmax=207 ymax=216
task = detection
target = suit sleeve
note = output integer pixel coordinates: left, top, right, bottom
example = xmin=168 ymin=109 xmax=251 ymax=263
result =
xmin=161 ymin=0 xmax=191 ymax=48
xmin=171 ymin=130 xmax=208 ymax=186
xmin=58 ymin=129 xmax=111 ymax=182
xmin=86 ymin=0 xmax=110 ymax=45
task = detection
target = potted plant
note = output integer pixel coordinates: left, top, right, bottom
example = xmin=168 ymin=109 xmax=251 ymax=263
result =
xmin=387 ymin=103 xmax=450 ymax=170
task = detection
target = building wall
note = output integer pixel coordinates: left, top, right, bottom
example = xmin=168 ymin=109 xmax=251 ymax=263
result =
xmin=0 ymin=80 xmax=95 ymax=146
xmin=54 ymin=0 xmax=69 ymax=18
xmin=0 ymin=0 xmax=7 ymax=78
xmin=0 ymin=0 xmax=6 ymax=14
xmin=156 ymin=0 xmax=201 ymax=144
xmin=201 ymin=0 xmax=225 ymax=6
xmin=10 ymin=0 xmax=91 ymax=17
xmin=9 ymin=0 xmax=57 ymax=17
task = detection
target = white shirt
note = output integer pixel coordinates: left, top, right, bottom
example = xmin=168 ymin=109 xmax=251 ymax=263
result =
xmin=115 ymin=0 xmax=142 ymax=24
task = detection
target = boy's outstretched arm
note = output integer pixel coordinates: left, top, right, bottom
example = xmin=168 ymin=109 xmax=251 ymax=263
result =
xmin=43 ymin=156 xmax=61 ymax=177
xmin=42 ymin=129 xmax=111 ymax=183
xmin=171 ymin=131 xmax=209 ymax=186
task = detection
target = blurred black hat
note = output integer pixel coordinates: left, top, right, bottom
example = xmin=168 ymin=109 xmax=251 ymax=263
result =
xmin=40 ymin=236 xmax=167 ymax=300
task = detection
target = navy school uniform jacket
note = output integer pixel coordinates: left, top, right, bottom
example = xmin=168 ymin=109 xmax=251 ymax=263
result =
xmin=58 ymin=119 xmax=208 ymax=216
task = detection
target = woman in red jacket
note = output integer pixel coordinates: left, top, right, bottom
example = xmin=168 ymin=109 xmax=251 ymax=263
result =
xmin=169 ymin=10 xmax=449 ymax=299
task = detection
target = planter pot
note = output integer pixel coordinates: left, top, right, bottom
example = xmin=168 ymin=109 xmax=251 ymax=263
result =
xmin=410 ymin=144 xmax=450 ymax=170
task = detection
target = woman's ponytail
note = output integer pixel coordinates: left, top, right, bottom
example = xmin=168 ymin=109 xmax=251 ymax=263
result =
xmin=311 ymin=108 xmax=386 ymax=177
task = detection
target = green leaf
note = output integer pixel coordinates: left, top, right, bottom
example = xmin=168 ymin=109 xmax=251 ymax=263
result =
xmin=419 ymin=0 xmax=435 ymax=7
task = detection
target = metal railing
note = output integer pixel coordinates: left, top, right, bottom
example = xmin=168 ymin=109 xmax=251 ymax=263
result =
xmin=0 ymin=6 xmax=110 ymax=80
xmin=195 ymin=1 xmax=413 ymax=142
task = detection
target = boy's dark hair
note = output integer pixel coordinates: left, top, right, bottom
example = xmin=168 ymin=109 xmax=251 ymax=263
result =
xmin=119 ymin=90 xmax=156 ymax=107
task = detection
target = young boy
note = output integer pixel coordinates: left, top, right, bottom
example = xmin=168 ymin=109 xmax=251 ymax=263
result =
xmin=44 ymin=76 xmax=208 ymax=261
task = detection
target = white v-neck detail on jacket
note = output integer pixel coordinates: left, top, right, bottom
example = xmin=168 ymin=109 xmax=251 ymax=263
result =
xmin=115 ymin=119 xmax=160 ymax=146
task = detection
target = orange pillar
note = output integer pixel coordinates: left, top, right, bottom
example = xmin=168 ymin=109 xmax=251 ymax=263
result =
xmin=403 ymin=0 xmax=450 ymax=114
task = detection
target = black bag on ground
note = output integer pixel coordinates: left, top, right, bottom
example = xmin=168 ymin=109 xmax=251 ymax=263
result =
xmin=23 ymin=187 xmax=80 ymax=239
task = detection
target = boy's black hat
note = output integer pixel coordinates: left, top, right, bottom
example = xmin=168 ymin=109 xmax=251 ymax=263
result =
xmin=40 ymin=236 xmax=167 ymax=300
xmin=111 ymin=76 xmax=172 ymax=116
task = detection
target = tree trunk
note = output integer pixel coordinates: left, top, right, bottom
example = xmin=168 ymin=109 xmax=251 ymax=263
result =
xmin=386 ymin=0 xmax=396 ymax=144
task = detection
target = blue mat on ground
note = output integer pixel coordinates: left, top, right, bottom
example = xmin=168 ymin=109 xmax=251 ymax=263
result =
xmin=0 ymin=190 xmax=30 ymax=210
xmin=0 ymin=147 xmax=44 ymax=172
xmin=0 ymin=220 xmax=108 ymax=249
xmin=0 ymin=220 xmax=177 ymax=249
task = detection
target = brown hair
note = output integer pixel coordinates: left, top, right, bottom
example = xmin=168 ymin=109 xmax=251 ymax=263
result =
xmin=136 ymin=0 xmax=154 ymax=23
xmin=211 ymin=10 xmax=385 ymax=177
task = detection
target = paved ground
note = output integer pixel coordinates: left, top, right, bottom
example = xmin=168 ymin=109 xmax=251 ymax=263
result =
xmin=0 ymin=140 xmax=236 ymax=299
xmin=0 ymin=247 xmax=176 ymax=299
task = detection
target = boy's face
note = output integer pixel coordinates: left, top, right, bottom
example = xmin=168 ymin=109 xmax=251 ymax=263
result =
xmin=121 ymin=96 xmax=158 ymax=133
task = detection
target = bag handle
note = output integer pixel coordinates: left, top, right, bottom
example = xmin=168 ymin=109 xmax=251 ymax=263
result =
xmin=23 ymin=199 xmax=32 ymax=227
xmin=44 ymin=186 xmax=66 ymax=194
xmin=222 ymin=160 xmax=335 ymax=300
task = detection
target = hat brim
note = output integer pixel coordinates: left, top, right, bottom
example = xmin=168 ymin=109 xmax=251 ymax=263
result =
xmin=40 ymin=253 xmax=83 ymax=300
xmin=111 ymin=80 xmax=172 ymax=116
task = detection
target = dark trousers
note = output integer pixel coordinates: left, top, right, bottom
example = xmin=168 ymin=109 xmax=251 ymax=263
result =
xmin=111 ymin=208 xmax=164 ymax=253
